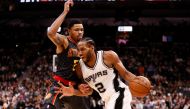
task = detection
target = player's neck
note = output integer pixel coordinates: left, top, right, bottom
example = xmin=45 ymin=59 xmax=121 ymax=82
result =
xmin=86 ymin=52 xmax=97 ymax=68
xmin=68 ymin=36 xmax=77 ymax=45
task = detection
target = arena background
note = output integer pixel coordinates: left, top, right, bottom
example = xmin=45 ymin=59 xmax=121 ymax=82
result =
xmin=0 ymin=0 xmax=190 ymax=109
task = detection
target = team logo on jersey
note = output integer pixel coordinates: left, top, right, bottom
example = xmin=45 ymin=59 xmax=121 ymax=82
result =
xmin=84 ymin=70 xmax=107 ymax=83
xmin=72 ymin=60 xmax=79 ymax=71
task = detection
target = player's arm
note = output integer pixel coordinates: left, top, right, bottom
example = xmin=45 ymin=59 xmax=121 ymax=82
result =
xmin=54 ymin=63 xmax=93 ymax=97
xmin=54 ymin=82 xmax=93 ymax=97
xmin=47 ymin=0 xmax=73 ymax=50
xmin=104 ymin=51 xmax=137 ymax=82
xmin=54 ymin=82 xmax=92 ymax=98
xmin=75 ymin=63 xmax=93 ymax=95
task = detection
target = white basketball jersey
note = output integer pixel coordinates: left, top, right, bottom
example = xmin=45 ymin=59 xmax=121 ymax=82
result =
xmin=79 ymin=51 xmax=127 ymax=102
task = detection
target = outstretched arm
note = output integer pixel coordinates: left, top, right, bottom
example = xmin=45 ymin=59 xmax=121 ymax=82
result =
xmin=55 ymin=82 xmax=93 ymax=98
xmin=55 ymin=64 xmax=93 ymax=97
xmin=47 ymin=0 xmax=74 ymax=51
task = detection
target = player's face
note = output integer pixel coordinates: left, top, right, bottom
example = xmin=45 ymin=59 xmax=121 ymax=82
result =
xmin=77 ymin=42 xmax=92 ymax=63
xmin=68 ymin=24 xmax=84 ymax=42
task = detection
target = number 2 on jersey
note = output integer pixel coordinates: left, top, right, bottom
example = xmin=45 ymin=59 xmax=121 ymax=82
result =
xmin=95 ymin=82 xmax=106 ymax=93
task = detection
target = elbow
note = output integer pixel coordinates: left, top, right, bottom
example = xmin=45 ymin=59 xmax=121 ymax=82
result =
xmin=47 ymin=29 xmax=55 ymax=38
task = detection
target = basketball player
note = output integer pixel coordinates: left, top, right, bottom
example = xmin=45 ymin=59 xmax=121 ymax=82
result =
xmin=44 ymin=0 xmax=91 ymax=109
xmin=55 ymin=37 xmax=137 ymax=109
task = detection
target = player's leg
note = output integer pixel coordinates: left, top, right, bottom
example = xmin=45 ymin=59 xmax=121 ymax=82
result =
xmin=43 ymin=86 xmax=63 ymax=109
xmin=105 ymin=87 xmax=132 ymax=109
xmin=104 ymin=90 xmax=123 ymax=109
xmin=62 ymin=96 xmax=91 ymax=109
xmin=122 ymin=86 xmax=132 ymax=109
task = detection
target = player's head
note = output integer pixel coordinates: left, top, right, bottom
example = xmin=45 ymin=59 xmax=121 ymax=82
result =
xmin=77 ymin=37 xmax=95 ymax=63
xmin=67 ymin=19 xmax=84 ymax=42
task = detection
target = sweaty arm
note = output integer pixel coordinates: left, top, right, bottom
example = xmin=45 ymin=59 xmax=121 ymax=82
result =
xmin=104 ymin=51 xmax=137 ymax=82
xmin=47 ymin=0 xmax=73 ymax=52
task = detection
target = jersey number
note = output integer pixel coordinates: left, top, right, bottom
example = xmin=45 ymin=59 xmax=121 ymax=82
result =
xmin=95 ymin=82 xmax=106 ymax=93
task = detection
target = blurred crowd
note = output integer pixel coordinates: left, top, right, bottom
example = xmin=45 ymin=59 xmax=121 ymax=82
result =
xmin=0 ymin=23 xmax=190 ymax=109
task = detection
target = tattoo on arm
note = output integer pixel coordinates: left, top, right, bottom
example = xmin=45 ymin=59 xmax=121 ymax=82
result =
xmin=55 ymin=35 xmax=68 ymax=46
xmin=54 ymin=36 xmax=62 ymax=45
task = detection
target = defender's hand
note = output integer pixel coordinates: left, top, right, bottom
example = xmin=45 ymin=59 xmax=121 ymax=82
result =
xmin=64 ymin=0 xmax=74 ymax=14
xmin=78 ymin=84 xmax=92 ymax=94
xmin=54 ymin=82 xmax=75 ymax=99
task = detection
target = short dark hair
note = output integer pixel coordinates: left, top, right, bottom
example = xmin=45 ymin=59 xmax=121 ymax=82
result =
xmin=80 ymin=37 xmax=95 ymax=47
xmin=67 ymin=19 xmax=83 ymax=29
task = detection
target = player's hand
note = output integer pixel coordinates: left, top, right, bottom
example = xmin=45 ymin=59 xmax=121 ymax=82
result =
xmin=78 ymin=84 xmax=92 ymax=95
xmin=64 ymin=0 xmax=74 ymax=14
xmin=54 ymin=82 xmax=75 ymax=99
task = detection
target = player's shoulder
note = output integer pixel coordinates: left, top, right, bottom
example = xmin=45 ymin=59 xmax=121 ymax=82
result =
xmin=101 ymin=50 xmax=119 ymax=66
xmin=103 ymin=50 xmax=117 ymax=55
xmin=102 ymin=50 xmax=118 ymax=59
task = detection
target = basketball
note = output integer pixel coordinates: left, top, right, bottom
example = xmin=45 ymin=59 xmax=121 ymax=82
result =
xmin=129 ymin=76 xmax=151 ymax=97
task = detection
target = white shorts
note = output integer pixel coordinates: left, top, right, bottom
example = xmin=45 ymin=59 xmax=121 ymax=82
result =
xmin=104 ymin=86 xmax=132 ymax=109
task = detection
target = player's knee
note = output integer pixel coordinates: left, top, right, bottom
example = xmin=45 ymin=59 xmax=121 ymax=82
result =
xmin=43 ymin=103 xmax=56 ymax=109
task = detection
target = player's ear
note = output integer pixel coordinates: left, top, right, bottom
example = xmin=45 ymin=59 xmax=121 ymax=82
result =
xmin=67 ymin=28 xmax=71 ymax=34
